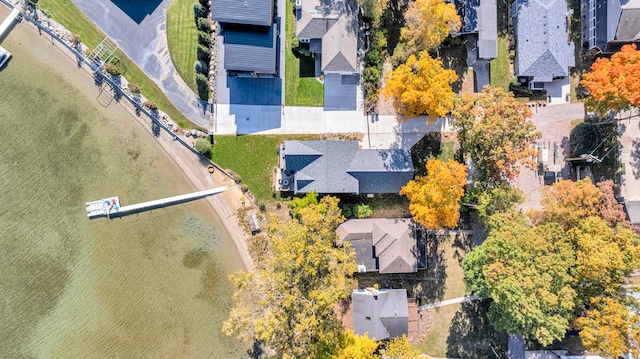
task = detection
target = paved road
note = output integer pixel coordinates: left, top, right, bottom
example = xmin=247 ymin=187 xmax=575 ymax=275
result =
xmin=72 ymin=0 xmax=210 ymax=127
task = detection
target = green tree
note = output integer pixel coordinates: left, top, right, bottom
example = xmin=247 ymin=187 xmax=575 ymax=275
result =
xmin=528 ymin=178 xmax=602 ymax=229
xmin=194 ymin=138 xmax=211 ymax=156
xmin=472 ymin=183 xmax=525 ymax=227
xmin=196 ymin=17 xmax=211 ymax=32
xmin=222 ymin=196 xmax=357 ymax=358
xmin=196 ymin=44 xmax=210 ymax=61
xmin=143 ymin=100 xmax=158 ymax=112
xmin=194 ymin=60 xmax=208 ymax=74
xmin=401 ymin=158 xmax=467 ymax=230
xmin=287 ymin=191 xmax=322 ymax=220
xmin=128 ymin=82 xmax=141 ymax=95
xmin=463 ymin=213 xmax=576 ymax=345
xmin=195 ymin=73 xmax=209 ymax=100
xmin=193 ymin=3 xmax=206 ymax=18
xmin=357 ymin=0 xmax=388 ymax=25
xmin=197 ymin=31 xmax=211 ymax=45
xmin=451 ymin=86 xmax=540 ymax=184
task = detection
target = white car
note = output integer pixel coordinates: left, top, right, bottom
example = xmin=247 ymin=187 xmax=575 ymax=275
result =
xmin=0 ymin=46 xmax=11 ymax=69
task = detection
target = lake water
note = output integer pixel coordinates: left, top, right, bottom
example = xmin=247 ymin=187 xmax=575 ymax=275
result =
xmin=0 ymin=12 xmax=248 ymax=358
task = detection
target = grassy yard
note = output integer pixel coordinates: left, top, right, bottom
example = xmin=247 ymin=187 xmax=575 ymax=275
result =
xmin=211 ymin=134 xmax=321 ymax=204
xmin=490 ymin=35 xmax=511 ymax=91
xmin=411 ymin=132 xmax=457 ymax=177
xmin=166 ymin=0 xmax=198 ymax=94
xmin=285 ymin=0 xmax=323 ymax=106
xmin=39 ymin=0 xmax=200 ymax=129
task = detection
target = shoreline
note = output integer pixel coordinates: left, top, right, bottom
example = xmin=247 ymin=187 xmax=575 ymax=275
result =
xmin=1 ymin=6 xmax=254 ymax=271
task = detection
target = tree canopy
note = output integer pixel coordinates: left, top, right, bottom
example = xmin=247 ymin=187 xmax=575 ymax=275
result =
xmin=465 ymin=179 xmax=640 ymax=348
xmin=334 ymin=331 xmax=380 ymax=359
xmin=384 ymin=334 xmax=420 ymax=359
xmin=401 ymin=158 xmax=467 ymax=230
xmin=401 ymin=0 xmax=461 ymax=50
xmin=451 ymin=86 xmax=540 ymax=185
xmin=582 ymin=44 xmax=640 ymax=115
xmin=383 ymin=51 xmax=457 ymax=119
xmin=222 ymin=196 xmax=357 ymax=358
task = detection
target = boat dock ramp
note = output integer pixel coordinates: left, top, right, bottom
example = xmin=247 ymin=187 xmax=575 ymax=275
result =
xmin=85 ymin=187 xmax=227 ymax=219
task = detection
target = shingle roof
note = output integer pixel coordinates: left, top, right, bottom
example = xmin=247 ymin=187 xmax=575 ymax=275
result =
xmin=296 ymin=0 xmax=358 ymax=72
xmin=615 ymin=8 xmax=640 ymax=42
xmin=352 ymin=289 xmax=409 ymax=341
xmin=281 ymin=140 xmax=415 ymax=194
xmin=514 ymin=0 xmax=575 ymax=81
xmin=457 ymin=0 xmax=497 ymax=59
xmin=211 ymin=0 xmax=273 ymax=27
xmin=626 ymin=200 xmax=640 ymax=226
xmin=223 ymin=25 xmax=277 ymax=74
xmin=337 ymin=219 xmax=419 ymax=274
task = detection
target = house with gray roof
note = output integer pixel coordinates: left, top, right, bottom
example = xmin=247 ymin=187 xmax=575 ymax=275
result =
xmin=455 ymin=0 xmax=497 ymax=91
xmin=296 ymin=0 xmax=361 ymax=110
xmin=351 ymin=288 xmax=409 ymax=341
xmin=512 ymin=0 xmax=575 ymax=92
xmin=277 ymin=140 xmax=414 ymax=195
xmin=212 ymin=0 xmax=278 ymax=75
xmin=583 ymin=0 xmax=640 ymax=54
xmin=337 ymin=218 xmax=426 ymax=274
xmin=625 ymin=200 xmax=640 ymax=227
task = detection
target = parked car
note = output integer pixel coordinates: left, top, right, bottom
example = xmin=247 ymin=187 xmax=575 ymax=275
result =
xmin=0 ymin=46 xmax=11 ymax=69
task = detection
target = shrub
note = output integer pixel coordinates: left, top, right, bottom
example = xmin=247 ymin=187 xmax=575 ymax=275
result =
xmin=197 ymin=17 xmax=211 ymax=32
xmin=197 ymin=44 xmax=210 ymax=61
xmin=194 ymin=60 xmax=208 ymax=74
xmin=83 ymin=47 xmax=94 ymax=59
xmin=341 ymin=205 xmax=352 ymax=218
xmin=240 ymin=184 xmax=249 ymax=193
xmin=128 ymin=82 xmax=141 ymax=94
xmin=353 ymin=204 xmax=372 ymax=219
xmin=198 ymin=31 xmax=211 ymax=45
xmin=103 ymin=63 xmax=122 ymax=76
xmin=143 ymin=100 xmax=158 ymax=111
xmin=287 ymin=192 xmax=321 ymax=220
xmin=194 ymin=138 xmax=211 ymax=156
xmin=196 ymin=73 xmax=209 ymax=100
xmin=193 ymin=3 xmax=206 ymax=18
xmin=69 ymin=33 xmax=81 ymax=47
xmin=199 ymin=0 xmax=208 ymax=6
xmin=570 ymin=122 xmax=598 ymax=158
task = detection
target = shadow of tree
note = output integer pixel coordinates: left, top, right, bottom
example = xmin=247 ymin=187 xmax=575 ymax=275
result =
xmin=451 ymin=233 xmax=472 ymax=267
xmin=383 ymin=0 xmax=410 ymax=56
xmin=446 ymin=300 xmax=508 ymax=359
xmin=439 ymin=39 xmax=469 ymax=93
xmin=247 ymin=340 xmax=266 ymax=359
xmin=632 ymin=138 xmax=640 ymax=180
xmin=410 ymin=132 xmax=443 ymax=177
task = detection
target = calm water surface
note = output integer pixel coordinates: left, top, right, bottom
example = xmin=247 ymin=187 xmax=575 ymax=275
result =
xmin=0 ymin=13 xmax=248 ymax=358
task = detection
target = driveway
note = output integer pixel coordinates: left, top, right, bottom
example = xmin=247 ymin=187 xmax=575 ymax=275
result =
xmin=517 ymin=103 xmax=587 ymax=210
xmin=72 ymin=0 xmax=210 ymax=127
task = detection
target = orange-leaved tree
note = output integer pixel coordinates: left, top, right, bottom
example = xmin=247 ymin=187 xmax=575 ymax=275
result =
xmin=401 ymin=0 xmax=461 ymax=50
xmin=401 ymin=158 xmax=467 ymax=229
xmin=582 ymin=44 xmax=640 ymax=115
xmin=451 ymin=86 xmax=539 ymax=184
xmin=383 ymin=51 xmax=457 ymax=119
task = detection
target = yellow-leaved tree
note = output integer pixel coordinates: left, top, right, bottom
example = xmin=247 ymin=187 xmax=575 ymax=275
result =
xmin=334 ymin=331 xmax=380 ymax=359
xmin=384 ymin=335 xmax=420 ymax=359
xmin=576 ymin=297 xmax=640 ymax=359
xmin=222 ymin=196 xmax=357 ymax=358
xmin=401 ymin=0 xmax=461 ymax=50
xmin=383 ymin=51 xmax=457 ymax=119
xmin=401 ymin=158 xmax=467 ymax=229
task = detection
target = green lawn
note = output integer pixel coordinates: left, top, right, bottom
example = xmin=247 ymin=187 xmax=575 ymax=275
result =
xmin=39 ymin=0 xmax=200 ymax=130
xmin=438 ymin=140 xmax=455 ymax=162
xmin=490 ymin=35 xmax=510 ymax=91
xmin=211 ymin=135 xmax=320 ymax=204
xmin=166 ymin=0 xmax=198 ymax=94
xmin=285 ymin=0 xmax=323 ymax=106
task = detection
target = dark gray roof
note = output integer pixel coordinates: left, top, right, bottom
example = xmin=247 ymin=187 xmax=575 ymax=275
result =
xmin=457 ymin=0 xmax=497 ymax=59
xmin=626 ymin=200 xmax=640 ymax=226
xmin=281 ymin=140 xmax=414 ymax=194
xmin=223 ymin=25 xmax=277 ymax=74
xmin=324 ymin=73 xmax=358 ymax=111
xmin=345 ymin=238 xmax=377 ymax=272
xmin=211 ymin=0 xmax=273 ymax=27
xmin=514 ymin=0 xmax=575 ymax=82
xmin=508 ymin=335 xmax=525 ymax=359
xmin=616 ymin=8 xmax=640 ymax=41
xmin=298 ymin=18 xmax=338 ymax=39
xmin=352 ymin=289 xmax=409 ymax=341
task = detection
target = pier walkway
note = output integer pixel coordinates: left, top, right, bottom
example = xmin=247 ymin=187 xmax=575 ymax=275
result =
xmin=86 ymin=187 xmax=227 ymax=219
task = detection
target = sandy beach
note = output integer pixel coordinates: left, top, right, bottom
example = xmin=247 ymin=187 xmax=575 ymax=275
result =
xmin=0 ymin=5 xmax=254 ymax=271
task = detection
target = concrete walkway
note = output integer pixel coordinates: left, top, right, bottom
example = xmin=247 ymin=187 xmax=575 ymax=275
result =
xmin=215 ymin=104 xmax=454 ymax=149
xmin=72 ymin=0 xmax=210 ymax=128
xmin=418 ymin=295 xmax=481 ymax=311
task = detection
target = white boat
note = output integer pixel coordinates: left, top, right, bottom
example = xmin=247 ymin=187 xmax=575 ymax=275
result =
xmin=0 ymin=46 xmax=11 ymax=69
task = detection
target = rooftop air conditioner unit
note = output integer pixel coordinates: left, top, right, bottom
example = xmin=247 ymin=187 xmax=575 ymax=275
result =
xmin=357 ymin=265 xmax=367 ymax=273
